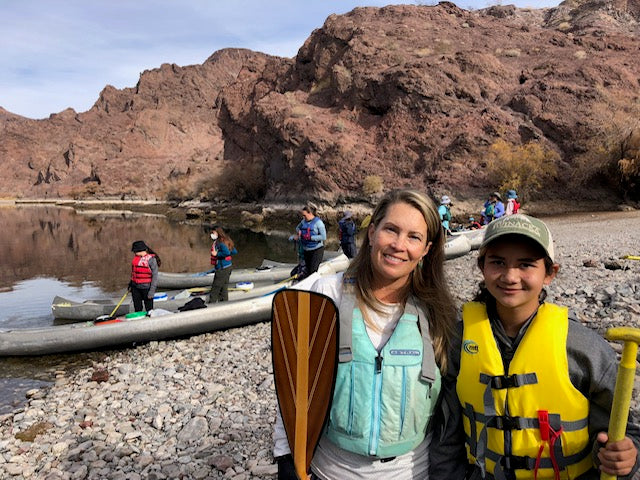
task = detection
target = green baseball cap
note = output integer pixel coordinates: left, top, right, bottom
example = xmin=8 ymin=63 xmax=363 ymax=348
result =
xmin=479 ymin=214 xmax=555 ymax=262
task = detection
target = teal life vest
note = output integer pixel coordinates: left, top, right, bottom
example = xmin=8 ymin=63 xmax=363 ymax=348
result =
xmin=325 ymin=290 xmax=441 ymax=458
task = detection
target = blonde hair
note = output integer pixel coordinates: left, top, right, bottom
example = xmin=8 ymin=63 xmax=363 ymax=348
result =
xmin=344 ymin=189 xmax=457 ymax=373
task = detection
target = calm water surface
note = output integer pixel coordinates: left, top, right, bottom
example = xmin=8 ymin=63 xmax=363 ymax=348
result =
xmin=0 ymin=204 xmax=306 ymax=413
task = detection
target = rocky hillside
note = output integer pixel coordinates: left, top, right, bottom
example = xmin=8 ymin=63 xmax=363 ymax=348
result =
xmin=1 ymin=0 xmax=639 ymax=206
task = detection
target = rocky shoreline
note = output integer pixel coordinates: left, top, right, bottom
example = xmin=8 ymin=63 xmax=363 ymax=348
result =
xmin=1 ymin=210 xmax=639 ymax=479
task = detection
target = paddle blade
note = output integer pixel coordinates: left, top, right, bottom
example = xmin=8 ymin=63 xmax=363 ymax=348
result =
xmin=271 ymin=289 xmax=339 ymax=480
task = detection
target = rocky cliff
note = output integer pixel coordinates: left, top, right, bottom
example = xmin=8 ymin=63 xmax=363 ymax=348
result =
xmin=1 ymin=0 xmax=639 ymax=205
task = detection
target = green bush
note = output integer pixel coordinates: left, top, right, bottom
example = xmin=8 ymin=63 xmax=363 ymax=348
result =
xmin=362 ymin=175 xmax=384 ymax=196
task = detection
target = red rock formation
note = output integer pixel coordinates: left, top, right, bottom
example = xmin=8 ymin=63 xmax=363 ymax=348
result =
xmin=1 ymin=1 xmax=639 ymax=203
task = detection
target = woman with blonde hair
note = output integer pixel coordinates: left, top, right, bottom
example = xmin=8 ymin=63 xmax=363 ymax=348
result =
xmin=274 ymin=189 xmax=458 ymax=479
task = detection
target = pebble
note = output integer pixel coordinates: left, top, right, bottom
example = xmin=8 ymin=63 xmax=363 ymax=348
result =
xmin=0 ymin=211 xmax=638 ymax=478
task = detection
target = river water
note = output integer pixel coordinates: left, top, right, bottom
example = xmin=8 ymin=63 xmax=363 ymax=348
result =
xmin=0 ymin=204 xmax=307 ymax=414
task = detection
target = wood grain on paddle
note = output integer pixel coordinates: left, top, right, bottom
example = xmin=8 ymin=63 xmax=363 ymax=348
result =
xmin=272 ymin=290 xmax=338 ymax=480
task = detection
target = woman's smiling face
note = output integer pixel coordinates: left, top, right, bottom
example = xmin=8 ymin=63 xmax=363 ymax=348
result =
xmin=368 ymin=201 xmax=432 ymax=289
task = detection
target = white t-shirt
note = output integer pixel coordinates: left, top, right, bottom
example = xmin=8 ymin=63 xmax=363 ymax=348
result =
xmin=272 ymin=272 xmax=430 ymax=479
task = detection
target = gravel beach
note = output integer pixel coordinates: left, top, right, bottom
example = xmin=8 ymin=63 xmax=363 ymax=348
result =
xmin=1 ymin=210 xmax=639 ymax=479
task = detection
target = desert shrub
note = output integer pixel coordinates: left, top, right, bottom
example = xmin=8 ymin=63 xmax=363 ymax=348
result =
xmin=164 ymin=178 xmax=193 ymax=203
xmin=218 ymin=162 xmax=267 ymax=202
xmin=362 ymin=175 xmax=384 ymax=196
xmin=573 ymin=102 xmax=640 ymax=200
xmin=485 ymin=140 xmax=559 ymax=200
xmin=332 ymin=120 xmax=346 ymax=133
xmin=617 ymin=131 xmax=640 ymax=199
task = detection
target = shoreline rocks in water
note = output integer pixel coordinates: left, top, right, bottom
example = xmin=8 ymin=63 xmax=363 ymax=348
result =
xmin=1 ymin=210 xmax=639 ymax=479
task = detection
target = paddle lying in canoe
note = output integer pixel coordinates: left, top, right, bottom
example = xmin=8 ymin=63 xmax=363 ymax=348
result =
xmin=272 ymin=290 xmax=339 ymax=480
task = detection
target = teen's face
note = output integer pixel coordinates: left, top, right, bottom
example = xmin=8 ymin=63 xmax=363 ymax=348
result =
xmin=481 ymin=239 xmax=558 ymax=319
xmin=368 ymin=201 xmax=432 ymax=287
xmin=301 ymin=210 xmax=314 ymax=221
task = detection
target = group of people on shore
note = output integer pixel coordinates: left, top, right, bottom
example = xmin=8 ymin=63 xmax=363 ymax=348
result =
xmin=128 ymin=225 xmax=238 ymax=313
xmin=273 ymin=189 xmax=640 ymax=480
xmin=438 ymin=189 xmax=522 ymax=234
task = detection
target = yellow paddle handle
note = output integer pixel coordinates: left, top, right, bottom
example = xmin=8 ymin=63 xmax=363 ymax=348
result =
xmin=601 ymin=327 xmax=640 ymax=480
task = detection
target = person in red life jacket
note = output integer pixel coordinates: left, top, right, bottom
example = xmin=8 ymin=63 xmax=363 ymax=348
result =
xmin=208 ymin=226 xmax=237 ymax=303
xmin=429 ymin=215 xmax=640 ymax=480
xmin=468 ymin=216 xmax=483 ymax=230
xmin=130 ymin=240 xmax=161 ymax=313
xmin=291 ymin=203 xmax=327 ymax=279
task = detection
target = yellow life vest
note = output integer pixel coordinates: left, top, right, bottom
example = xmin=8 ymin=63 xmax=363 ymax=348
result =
xmin=457 ymin=302 xmax=593 ymax=479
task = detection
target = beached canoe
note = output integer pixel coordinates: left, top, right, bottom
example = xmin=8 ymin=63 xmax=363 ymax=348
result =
xmin=52 ymin=254 xmax=351 ymax=321
xmin=450 ymin=228 xmax=485 ymax=250
xmin=52 ymin=283 xmax=272 ymax=321
xmin=1 ymin=255 xmax=350 ymax=356
xmin=444 ymin=234 xmax=472 ymax=259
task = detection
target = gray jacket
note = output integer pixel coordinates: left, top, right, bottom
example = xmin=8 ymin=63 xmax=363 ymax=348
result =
xmin=429 ymin=304 xmax=640 ymax=480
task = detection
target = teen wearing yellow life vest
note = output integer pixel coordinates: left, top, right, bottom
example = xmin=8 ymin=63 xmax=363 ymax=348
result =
xmin=430 ymin=215 xmax=640 ymax=480
xmin=130 ymin=240 xmax=161 ymax=312
xmin=274 ymin=189 xmax=458 ymax=480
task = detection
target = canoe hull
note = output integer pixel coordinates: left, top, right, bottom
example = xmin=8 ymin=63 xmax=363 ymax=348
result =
xmin=4 ymin=255 xmax=350 ymax=356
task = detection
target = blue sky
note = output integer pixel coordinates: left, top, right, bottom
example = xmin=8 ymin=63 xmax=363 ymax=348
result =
xmin=1 ymin=0 xmax=560 ymax=119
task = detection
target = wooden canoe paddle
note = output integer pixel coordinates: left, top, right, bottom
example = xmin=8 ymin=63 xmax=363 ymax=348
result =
xmin=271 ymin=289 xmax=339 ymax=480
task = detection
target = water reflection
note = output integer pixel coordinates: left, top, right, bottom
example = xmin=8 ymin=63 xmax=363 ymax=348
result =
xmin=0 ymin=205 xmax=299 ymax=293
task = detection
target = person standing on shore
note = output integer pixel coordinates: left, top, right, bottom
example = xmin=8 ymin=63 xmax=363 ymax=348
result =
xmin=130 ymin=240 xmax=160 ymax=313
xmin=505 ymin=189 xmax=520 ymax=215
xmin=291 ymin=203 xmax=326 ymax=278
xmin=338 ymin=210 xmax=357 ymax=259
xmin=274 ymin=189 xmax=458 ymax=479
xmin=430 ymin=214 xmax=640 ymax=479
xmin=482 ymin=192 xmax=505 ymax=224
xmin=438 ymin=195 xmax=453 ymax=235
xmin=208 ymin=226 xmax=237 ymax=303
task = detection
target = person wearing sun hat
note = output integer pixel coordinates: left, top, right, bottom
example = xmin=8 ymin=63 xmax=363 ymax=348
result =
xmin=505 ymin=189 xmax=521 ymax=215
xmin=482 ymin=191 xmax=505 ymax=224
xmin=438 ymin=195 xmax=453 ymax=235
xmin=429 ymin=213 xmax=640 ymax=480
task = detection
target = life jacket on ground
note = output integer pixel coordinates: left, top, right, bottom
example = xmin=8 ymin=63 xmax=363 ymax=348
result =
xmin=131 ymin=254 xmax=155 ymax=284
xmin=325 ymin=287 xmax=441 ymax=458
xmin=457 ymin=302 xmax=592 ymax=480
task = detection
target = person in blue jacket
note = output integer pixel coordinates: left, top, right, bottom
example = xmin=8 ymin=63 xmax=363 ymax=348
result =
xmin=482 ymin=191 xmax=505 ymax=224
xmin=438 ymin=195 xmax=453 ymax=235
xmin=208 ymin=226 xmax=237 ymax=303
xmin=338 ymin=210 xmax=357 ymax=258
xmin=292 ymin=203 xmax=327 ymax=278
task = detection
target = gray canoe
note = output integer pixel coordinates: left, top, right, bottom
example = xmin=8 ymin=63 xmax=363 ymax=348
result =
xmin=52 ymin=254 xmax=351 ymax=321
xmin=52 ymin=283 xmax=278 ymax=321
xmin=451 ymin=228 xmax=485 ymax=250
xmin=444 ymin=234 xmax=472 ymax=259
xmin=156 ymin=250 xmax=345 ymax=289
xmin=1 ymin=255 xmax=350 ymax=356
